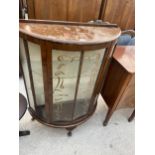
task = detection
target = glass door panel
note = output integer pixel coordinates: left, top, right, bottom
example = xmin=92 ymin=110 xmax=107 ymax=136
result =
xmin=28 ymin=42 xmax=46 ymax=119
xmin=20 ymin=38 xmax=35 ymax=110
xmin=74 ymin=49 xmax=105 ymax=119
xmin=52 ymin=50 xmax=81 ymax=121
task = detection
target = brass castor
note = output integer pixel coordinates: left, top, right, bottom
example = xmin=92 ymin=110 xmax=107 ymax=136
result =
xmin=66 ymin=126 xmax=77 ymax=137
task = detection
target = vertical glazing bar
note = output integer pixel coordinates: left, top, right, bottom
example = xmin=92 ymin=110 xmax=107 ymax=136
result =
xmin=46 ymin=43 xmax=53 ymax=122
xmin=23 ymin=39 xmax=37 ymax=110
xmin=71 ymin=51 xmax=84 ymax=120
xmin=40 ymin=41 xmax=52 ymax=123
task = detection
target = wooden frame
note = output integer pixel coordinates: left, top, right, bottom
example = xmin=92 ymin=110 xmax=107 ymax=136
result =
xmin=19 ymin=19 xmax=121 ymax=134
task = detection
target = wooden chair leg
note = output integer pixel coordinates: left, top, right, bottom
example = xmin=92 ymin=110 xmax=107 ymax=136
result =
xmin=128 ymin=110 xmax=135 ymax=122
xmin=103 ymin=109 xmax=114 ymax=126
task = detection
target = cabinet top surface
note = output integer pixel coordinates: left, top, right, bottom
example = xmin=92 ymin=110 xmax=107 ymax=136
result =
xmin=19 ymin=20 xmax=121 ymax=45
xmin=113 ymin=46 xmax=135 ymax=73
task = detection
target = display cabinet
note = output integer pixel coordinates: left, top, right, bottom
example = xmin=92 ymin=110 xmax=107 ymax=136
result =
xmin=19 ymin=19 xmax=121 ymax=135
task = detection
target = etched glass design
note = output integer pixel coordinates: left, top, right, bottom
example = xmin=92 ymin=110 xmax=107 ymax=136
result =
xmin=52 ymin=50 xmax=80 ymax=121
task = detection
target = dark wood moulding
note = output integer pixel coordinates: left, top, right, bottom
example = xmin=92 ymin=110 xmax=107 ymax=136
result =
xmin=19 ymin=19 xmax=121 ymax=135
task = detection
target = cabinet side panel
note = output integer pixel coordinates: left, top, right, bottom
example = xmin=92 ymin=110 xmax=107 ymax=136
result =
xmin=101 ymin=59 xmax=129 ymax=108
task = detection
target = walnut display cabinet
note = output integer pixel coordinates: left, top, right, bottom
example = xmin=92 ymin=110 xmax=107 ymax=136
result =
xmin=19 ymin=19 xmax=121 ymax=135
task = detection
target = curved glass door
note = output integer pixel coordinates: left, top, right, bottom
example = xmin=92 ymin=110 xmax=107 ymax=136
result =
xmin=74 ymin=49 xmax=105 ymax=119
xmin=52 ymin=49 xmax=105 ymax=121
xmin=20 ymin=38 xmax=35 ymax=110
xmin=28 ymin=41 xmax=46 ymax=119
xmin=52 ymin=50 xmax=81 ymax=121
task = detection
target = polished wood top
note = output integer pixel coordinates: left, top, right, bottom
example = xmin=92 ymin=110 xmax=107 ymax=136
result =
xmin=113 ymin=46 xmax=135 ymax=73
xmin=19 ymin=20 xmax=121 ymax=45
